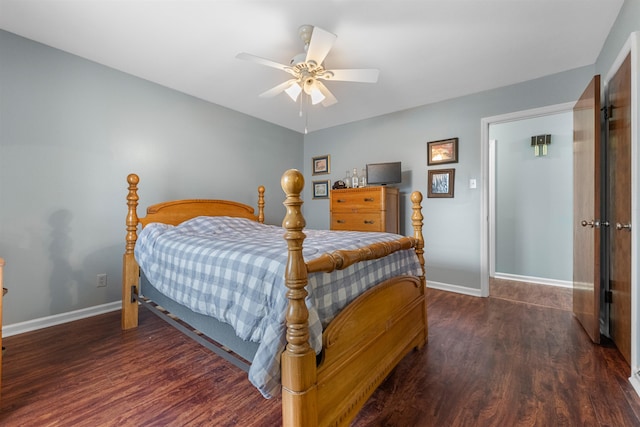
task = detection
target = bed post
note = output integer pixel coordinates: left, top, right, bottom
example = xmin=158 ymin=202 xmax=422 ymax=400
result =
xmin=410 ymin=191 xmax=425 ymax=284
xmin=280 ymin=169 xmax=318 ymax=427
xmin=257 ymin=185 xmax=265 ymax=224
xmin=411 ymin=190 xmax=428 ymax=338
xmin=122 ymin=173 xmax=141 ymax=330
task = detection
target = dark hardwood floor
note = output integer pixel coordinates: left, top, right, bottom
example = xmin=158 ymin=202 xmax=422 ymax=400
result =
xmin=2 ymin=288 xmax=639 ymax=426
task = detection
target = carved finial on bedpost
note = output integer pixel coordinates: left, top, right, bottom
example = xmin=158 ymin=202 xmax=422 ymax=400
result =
xmin=122 ymin=174 xmax=140 ymax=330
xmin=257 ymin=185 xmax=265 ymax=224
xmin=280 ymin=169 xmax=318 ymax=427
xmin=125 ymin=174 xmax=140 ymax=255
xmin=411 ymin=191 xmax=425 ymax=286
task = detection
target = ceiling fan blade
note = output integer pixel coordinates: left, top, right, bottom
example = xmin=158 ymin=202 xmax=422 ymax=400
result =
xmin=315 ymin=81 xmax=338 ymax=107
xmin=259 ymin=79 xmax=298 ymax=98
xmin=321 ymin=68 xmax=380 ymax=83
xmin=236 ymin=52 xmax=291 ymax=72
xmin=305 ymin=26 xmax=337 ymax=66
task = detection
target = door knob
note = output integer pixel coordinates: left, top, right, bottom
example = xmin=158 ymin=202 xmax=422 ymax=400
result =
xmin=581 ymin=219 xmax=600 ymax=228
xmin=616 ymin=222 xmax=631 ymax=231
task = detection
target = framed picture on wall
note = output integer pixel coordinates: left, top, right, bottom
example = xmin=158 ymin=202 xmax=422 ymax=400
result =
xmin=427 ymin=138 xmax=458 ymax=165
xmin=428 ymin=169 xmax=455 ymax=198
xmin=312 ymin=154 xmax=330 ymax=175
xmin=312 ymin=180 xmax=330 ymax=199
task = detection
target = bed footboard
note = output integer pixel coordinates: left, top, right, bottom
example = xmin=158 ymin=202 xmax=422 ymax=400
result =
xmin=280 ymin=169 xmax=426 ymax=427
xmin=317 ymin=275 xmax=425 ymax=426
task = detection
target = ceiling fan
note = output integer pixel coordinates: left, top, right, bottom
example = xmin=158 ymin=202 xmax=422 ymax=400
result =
xmin=236 ymin=25 xmax=379 ymax=108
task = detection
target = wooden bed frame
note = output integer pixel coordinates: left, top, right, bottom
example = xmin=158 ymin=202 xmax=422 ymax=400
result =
xmin=122 ymin=169 xmax=427 ymax=427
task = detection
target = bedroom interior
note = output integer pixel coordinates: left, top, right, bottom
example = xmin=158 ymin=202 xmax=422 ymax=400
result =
xmin=1 ymin=0 xmax=640 ymax=425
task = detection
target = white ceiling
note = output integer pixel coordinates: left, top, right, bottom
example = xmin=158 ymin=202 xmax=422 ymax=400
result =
xmin=0 ymin=0 xmax=624 ymax=134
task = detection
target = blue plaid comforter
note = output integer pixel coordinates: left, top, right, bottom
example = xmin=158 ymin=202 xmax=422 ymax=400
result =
xmin=135 ymin=216 xmax=422 ymax=398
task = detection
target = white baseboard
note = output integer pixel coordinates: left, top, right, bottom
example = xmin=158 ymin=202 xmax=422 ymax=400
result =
xmin=630 ymin=372 xmax=640 ymax=399
xmin=2 ymin=301 xmax=121 ymax=337
xmin=427 ymin=280 xmax=483 ymax=297
xmin=493 ymin=273 xmax=572 ymax=288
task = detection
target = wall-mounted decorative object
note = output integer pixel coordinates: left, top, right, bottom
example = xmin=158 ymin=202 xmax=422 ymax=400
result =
xmin=428 ymin=169 xmax=455 ymax=198
xmin=312 ymin=180 xmax=330 ymax=199
xmin=427 ymin=138 xmax=458 ymax=165
xmin=312 ymin=154 xmax=330 ymax=175
xmin=530 ymin=134 xmax=551 ymax=156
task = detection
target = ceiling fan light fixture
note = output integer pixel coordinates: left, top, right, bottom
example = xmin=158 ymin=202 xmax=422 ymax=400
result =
xmin=303 ymin=79 xmax=325 ymax=105
xmin=309 ymin=88 xmax=325 ymax=105
xmin=285 ymin=82 xmax=302 ymax=101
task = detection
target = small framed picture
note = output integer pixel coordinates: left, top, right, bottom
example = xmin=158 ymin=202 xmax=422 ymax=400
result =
xmin=312 ymin=180 xmax=330 ymax=199
xmin=428 ymin=169 xmax=455 ymax=198
xmin=427 ymin=138 xmax=458 ymax=165
xmin=312 ymin=154 xmax=330 ymax=175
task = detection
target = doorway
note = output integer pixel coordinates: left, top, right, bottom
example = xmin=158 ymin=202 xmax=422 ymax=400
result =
xmin=480 ymin=102 xmax=575 ymax=300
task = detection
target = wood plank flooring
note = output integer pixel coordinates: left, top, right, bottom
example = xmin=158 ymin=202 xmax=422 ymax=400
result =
xmin=489 ymin=277 xmax=573 ymax=311
xmin=2 ymin=288 xmax=639 ymax=426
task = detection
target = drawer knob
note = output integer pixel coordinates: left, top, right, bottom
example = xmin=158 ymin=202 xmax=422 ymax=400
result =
xmin=364 ymin=220 xmax=375 ymax=224
xmin=336 ymin=220 xmax=345 ymax=224
xmin=336 ymin=199 xmax=346 ymax=203
xmin=363 ymin=198 xmax=374 ymax=202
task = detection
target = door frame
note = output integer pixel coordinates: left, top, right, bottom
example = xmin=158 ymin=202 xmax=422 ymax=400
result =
xmin=606 ymin=31 xmax=640 ymax=395
xmin=480 ymin=102 xmax=575 ymax=298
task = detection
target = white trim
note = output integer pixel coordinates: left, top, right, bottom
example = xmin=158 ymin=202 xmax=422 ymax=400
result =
xmin=631 ymin=372 xmax=640 ymax=397
xmin=488 ymin=139 xmax=497 ymax=277
xmin=427 ymin=280 xmax=483 ymax=297
xmin=2 ymin=301 xmax=120 ymax=337
xmin=480 ymin=101 xmax=576 ymax=298
xmin=631 ymin=30 xmax=640 ymax=398
xmin=493 ymin=272 xmax=573 ymax=289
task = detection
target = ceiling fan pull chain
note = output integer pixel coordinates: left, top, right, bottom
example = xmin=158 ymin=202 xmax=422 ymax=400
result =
xmin=304 ymin=95 xmax=309 ymax=134
xmin=299 ymin=91 xmax=304 ymax=118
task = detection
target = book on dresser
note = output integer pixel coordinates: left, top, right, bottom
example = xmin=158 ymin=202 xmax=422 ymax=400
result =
xmin=330 ymin=186 xmax=399 ymax=233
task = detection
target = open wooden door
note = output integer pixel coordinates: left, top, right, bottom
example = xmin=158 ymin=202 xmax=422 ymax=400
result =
xmin=607 ymin=54 xmax=632 ymax=364
xmin=573 ymin=75 xmax=602 ymax=344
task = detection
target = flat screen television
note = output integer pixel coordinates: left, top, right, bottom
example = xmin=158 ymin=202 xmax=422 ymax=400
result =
xmin=366 ymin=161 xmax=402 ymax=186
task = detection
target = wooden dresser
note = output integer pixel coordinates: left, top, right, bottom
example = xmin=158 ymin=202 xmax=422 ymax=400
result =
xmin=330 ymin=186 xmax=399 ymax=233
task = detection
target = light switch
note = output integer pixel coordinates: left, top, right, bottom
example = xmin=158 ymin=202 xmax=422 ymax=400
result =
xmin=469 ymin=179 xmax=477 ymax=189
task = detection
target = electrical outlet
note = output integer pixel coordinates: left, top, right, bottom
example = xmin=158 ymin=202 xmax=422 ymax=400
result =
xmin=97 ymin=273 xmax=107 ymax=288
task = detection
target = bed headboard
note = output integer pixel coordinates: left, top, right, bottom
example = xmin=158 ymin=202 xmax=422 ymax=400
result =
xmin=125 ymin=174 xmax=266 ymax=229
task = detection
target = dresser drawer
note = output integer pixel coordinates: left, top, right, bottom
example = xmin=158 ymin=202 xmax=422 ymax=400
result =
xmin=330 ymin=213 xmax=385 ymax=232
xmin=331 ymin=189 xmax=384 ymax=212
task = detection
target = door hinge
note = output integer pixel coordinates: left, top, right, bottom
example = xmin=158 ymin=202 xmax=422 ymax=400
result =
xmin=605 ymin=290 xmax=613 ymax=304
xmin=602 ymin=105 xmax=613 ymax=120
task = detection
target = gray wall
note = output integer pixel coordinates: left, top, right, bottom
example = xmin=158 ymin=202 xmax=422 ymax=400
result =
xmin=302 ymin=68 xmax=594 ymax=291
xmin=0 ymin=30 xmax=303 ymax=325
xmin=492 ymin=112 xmax=573 ymax=281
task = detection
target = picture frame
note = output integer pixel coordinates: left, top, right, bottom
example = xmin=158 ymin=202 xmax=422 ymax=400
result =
xmin=428 ymin=168 xmax=455 ymax=198
xmin=312 ymin=180 xmax=330 ymax=199
xmin=427 ymin=138 xmax=458 ymax=165
xmin=312 ymin=154 xmax=330 ymax=175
